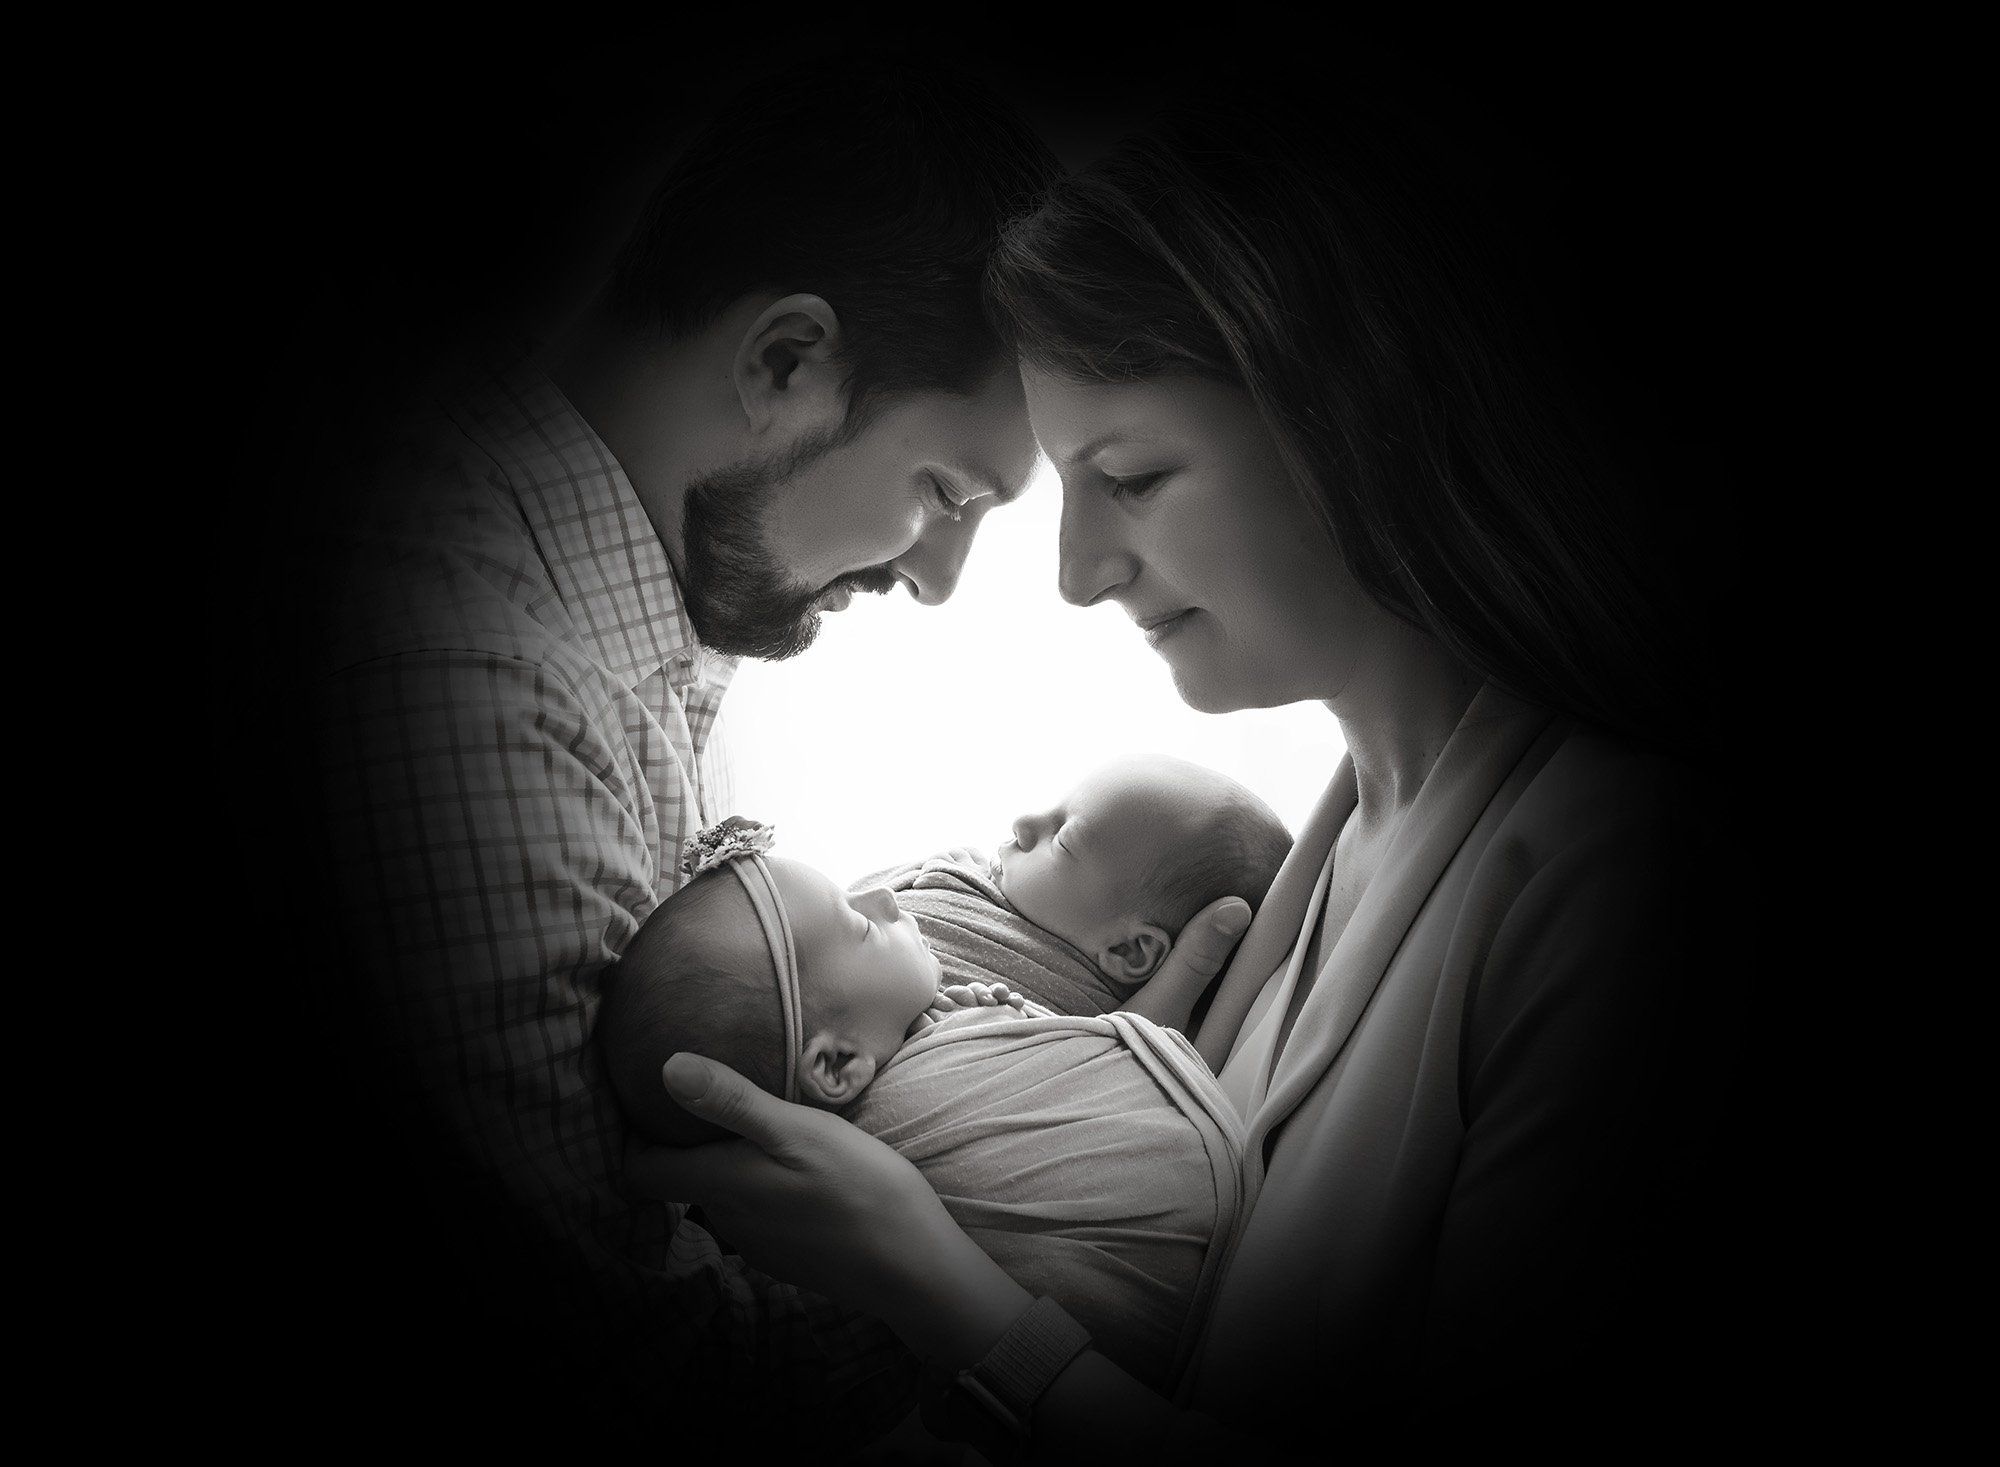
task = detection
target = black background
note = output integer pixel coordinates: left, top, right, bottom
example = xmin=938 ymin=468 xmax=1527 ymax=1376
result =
xmin=203 ymin=24 xmax=1766 ymax=496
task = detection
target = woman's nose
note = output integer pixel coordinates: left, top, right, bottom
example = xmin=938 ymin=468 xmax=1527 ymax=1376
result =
xmin=854 ymin=886 xmax=902 ymax=925
xmin=1057 ymin=481 xmax=1137 ymax=608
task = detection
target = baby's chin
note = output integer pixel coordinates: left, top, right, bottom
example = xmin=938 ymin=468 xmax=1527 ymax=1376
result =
xmin=902 ymin=961 xmax=946 ymax=1040
xmin=993 ymin=851 xmax=1033 ymax=910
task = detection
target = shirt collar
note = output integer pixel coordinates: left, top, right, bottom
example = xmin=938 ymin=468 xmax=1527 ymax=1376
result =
xmin=449 ymin=357 xmax=736 ymax=697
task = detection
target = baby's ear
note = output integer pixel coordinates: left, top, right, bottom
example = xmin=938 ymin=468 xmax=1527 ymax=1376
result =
xmin=797 ymin=1033 xmax=879 ymax=1109
xmin=1097 ymin=923 xmax=1172 ymax=986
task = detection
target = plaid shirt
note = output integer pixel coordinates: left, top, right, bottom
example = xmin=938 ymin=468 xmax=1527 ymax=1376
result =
xmin=308 ymin=361 xmax=916 ymax=1437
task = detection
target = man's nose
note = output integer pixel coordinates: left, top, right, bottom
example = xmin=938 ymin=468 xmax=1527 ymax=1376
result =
xmin=892 ymin=516 xmax=981 ymax=606
xmin=854 ymin=886 xmax=902 ymax=924
xmin=1056 ymin=483 xmax=1136 ymax=608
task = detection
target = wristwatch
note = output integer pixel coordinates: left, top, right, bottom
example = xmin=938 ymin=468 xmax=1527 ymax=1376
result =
xmin=937 ymin=1296 xmax=1093 ymax=1444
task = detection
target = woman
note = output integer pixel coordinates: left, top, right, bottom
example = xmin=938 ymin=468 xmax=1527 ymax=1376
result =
xmin=631 ymin=96 xmax=1741 ymax=1454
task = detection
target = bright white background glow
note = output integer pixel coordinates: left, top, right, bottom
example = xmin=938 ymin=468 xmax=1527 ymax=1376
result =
xmin=726 ymin=461 xmax=1344 ymax=886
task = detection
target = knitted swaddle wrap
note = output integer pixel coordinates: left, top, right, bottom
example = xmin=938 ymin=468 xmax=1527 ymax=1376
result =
xmin=847 ymin=1006 xmax=1243 ymax=1391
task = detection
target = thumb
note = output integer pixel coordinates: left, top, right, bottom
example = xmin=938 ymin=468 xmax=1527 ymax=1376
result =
xmin=1166 ymin=895 xmax=1254 ymax=983
xmin=662 ymin=1053 xmax=795 ymax=1150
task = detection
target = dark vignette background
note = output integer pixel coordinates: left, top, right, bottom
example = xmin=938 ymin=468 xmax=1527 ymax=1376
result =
xmin=205 ymin=22 xmax=1776 ymax=1453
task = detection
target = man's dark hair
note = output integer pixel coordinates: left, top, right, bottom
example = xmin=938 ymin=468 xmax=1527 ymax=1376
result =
xmin=607 ymin=67 xmax=1059 ymax=422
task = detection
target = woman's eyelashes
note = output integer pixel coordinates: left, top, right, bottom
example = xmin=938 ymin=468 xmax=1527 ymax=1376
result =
xmin=1103 ymin=470 xmax=1168 ymax=500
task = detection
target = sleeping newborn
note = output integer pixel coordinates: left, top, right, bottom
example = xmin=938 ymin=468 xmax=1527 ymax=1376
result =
xmin=860 ymin=755 xmax=1293 ymax=1024
xmin=598 ymin=792 xmax=1275 ymax=1387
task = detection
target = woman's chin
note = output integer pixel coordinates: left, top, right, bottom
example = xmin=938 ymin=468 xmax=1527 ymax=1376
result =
xmin=1165 ymin=658 xmax=1257 ymax=715
xmin=1165 ymin=649 xmax=1315 ymax=715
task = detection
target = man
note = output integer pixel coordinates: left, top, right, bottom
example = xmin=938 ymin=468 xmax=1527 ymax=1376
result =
xmin=303 ymin=72 xmax=1049 ymax=1444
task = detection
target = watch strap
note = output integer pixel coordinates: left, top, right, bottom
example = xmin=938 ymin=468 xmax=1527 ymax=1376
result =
xmin=954 ymin=1296 xmax=1093 ymax=1438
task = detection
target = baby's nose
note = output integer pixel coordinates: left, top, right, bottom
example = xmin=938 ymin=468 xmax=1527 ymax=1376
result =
xmin=855 ymin=886 xmax=902 ymax=924
xmin=1010 ymin=813 xmax=1041 ymax=850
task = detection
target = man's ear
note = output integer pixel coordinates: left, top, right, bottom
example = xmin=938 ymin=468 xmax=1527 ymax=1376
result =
xmin=797 ymin=1031 xmax=879 ymax=1110
xmin=1097 ymin=923 xmax=1172 ymax=987
xmin=733 ymin=293 xmax=844 ymax=436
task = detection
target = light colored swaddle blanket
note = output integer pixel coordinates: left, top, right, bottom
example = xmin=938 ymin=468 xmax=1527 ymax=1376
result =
xmin=857 ymin=855 xmax=1136 ymax=1016
xmin=846 ymin=1004 xmax=1245 ymax=1392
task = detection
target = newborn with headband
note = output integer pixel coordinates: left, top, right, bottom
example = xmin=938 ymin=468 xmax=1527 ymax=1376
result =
xmin=597 ymin=817 xmax=1251 ymax=1395
xmin=599 ymin=818 xmax=990 ymax=1143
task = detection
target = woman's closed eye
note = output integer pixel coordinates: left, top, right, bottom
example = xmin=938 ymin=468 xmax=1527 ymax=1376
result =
xmin=1103 ymin=470 xmax=1168 ymax=500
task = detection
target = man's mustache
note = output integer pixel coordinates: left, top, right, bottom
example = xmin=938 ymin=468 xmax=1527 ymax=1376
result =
xmin=831 ymin=565 xmax=899 ymax=597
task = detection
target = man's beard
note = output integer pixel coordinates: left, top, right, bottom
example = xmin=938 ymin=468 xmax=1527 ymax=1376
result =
xmin=680 ymin=422 xmax=898 ymax=660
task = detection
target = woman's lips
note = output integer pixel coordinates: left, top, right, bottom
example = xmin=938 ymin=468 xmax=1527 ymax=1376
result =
xmin=1139 ymin=609 xmax=1196 ymax=645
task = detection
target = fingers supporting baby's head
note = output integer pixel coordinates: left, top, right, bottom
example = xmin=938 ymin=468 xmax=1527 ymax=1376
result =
xmin=1134 ymin=762 xmax=1293 ymax=943
xmin=599 ymin=869 xmax=792 ymax=1147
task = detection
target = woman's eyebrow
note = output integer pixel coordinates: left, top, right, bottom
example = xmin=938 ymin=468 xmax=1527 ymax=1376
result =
xmin=1056 ymin=431 xmax=1139 ymax=467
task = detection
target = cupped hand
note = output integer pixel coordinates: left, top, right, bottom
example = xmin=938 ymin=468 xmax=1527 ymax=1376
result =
xmin=1120 ymin=895 xmax=1252 ymax=1028
xmin=622 ymin=1053 xmax=963 ymax=1315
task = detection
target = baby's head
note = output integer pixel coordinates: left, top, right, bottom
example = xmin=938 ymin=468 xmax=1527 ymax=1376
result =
xmin=995 ymin=756 xmax=1292 ymax=990
xmin=600 ymin=840 xmax=942 ymax=1145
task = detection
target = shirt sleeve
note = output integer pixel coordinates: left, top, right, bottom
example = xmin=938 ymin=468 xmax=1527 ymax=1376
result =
xmin=1417 ymin=813 xmax=1736 ymax=1418
xmin=310 ymin=647 xmax=917 ymax=1441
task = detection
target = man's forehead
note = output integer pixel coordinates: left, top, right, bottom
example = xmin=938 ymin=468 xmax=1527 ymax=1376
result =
xmin=962 ymin=406 xmax=1039 ymax=500
xmin=900 ymin=367 xmax=1036 ymax=493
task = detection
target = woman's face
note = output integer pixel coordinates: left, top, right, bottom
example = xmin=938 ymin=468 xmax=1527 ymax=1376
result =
xmin=1021 ymin=367 xmax=1379 ymax=713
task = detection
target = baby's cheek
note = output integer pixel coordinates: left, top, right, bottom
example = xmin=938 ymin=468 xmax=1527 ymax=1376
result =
xmin=1078 ymin=864 xmax=1137 ymax=926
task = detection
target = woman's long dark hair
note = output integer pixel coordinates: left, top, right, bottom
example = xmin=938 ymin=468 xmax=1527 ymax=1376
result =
xmin=986 ymin=99 xmax=1712 ymax=754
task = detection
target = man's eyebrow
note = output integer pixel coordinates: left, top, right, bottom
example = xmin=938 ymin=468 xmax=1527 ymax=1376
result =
xmin=957 ymin=463 xmax=1029 ymax=505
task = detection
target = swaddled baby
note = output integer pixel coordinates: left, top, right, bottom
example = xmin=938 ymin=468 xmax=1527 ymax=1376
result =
xmin=599 ymin=766 xmax=1289 ymax=1387
xmin=862 ymin=755 xmax=1293 ymax=1025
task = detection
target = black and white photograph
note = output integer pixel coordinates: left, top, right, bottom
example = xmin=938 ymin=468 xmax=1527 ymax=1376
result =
xmin=217 ymin=25 xmax=1771 ymax=1458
